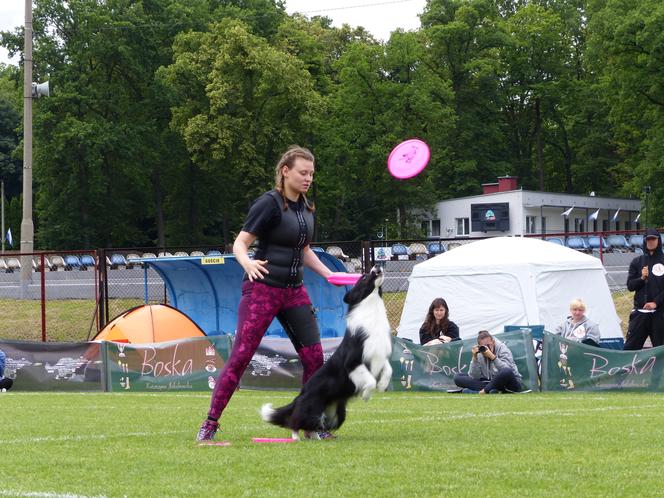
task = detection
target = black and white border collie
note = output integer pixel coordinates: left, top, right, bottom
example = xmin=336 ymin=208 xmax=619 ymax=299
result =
xmin=261 ymin=266 xmax=393 ymax=440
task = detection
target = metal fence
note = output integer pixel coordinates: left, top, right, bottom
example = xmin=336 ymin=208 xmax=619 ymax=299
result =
xmin=0 ymin=231 xmax=647 ymax=342
xmin=0 ymin=250 xmax=99 ymax=342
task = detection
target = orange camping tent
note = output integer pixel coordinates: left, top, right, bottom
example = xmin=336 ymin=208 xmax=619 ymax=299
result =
xmin=93 ymin=304 xmax=206 ymax=343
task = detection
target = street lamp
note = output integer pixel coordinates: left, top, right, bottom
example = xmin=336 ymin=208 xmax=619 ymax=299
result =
xmin=20 ymin=0 xmax=50 ymax=296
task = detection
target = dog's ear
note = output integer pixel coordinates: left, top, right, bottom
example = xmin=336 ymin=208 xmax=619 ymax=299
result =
xmin=343 ymin=290 xmax=352 ymax=304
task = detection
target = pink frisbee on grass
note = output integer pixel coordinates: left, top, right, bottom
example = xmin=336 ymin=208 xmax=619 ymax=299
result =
xmin=252 ymin=437 xmax=297 ymax=444
xmin=387 ymin=138 xmax=430 ymax=179
xmin=327 ymin=273 xmax=362 ymax=286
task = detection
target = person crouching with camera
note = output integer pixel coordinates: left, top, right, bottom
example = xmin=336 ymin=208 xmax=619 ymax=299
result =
xmin=453 ymin=330 xmax=523 ymax=394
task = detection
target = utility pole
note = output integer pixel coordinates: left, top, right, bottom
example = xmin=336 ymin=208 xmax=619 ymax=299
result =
xmin=20 ymin=0 xmax=34 ymax=297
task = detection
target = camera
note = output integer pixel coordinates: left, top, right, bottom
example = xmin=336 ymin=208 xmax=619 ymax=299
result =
xmin=477 ymin=345 xmax=487 ymax=353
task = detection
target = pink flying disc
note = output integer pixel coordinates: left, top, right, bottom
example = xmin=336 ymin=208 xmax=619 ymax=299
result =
xmin=327 ymin=273 xmax=362 ymax=286
xmin=252 ymin=437 xmax=297 ymax=444
xmin=387 ymin=138 xmax=430 ymax=179
xmin=198 ymin=441 xmax=231 ymax=447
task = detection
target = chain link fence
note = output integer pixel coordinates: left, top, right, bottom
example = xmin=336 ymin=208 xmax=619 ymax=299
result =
xmin=0 ymin=250 xmax=99 ymax=342
xmin=0 ymin=233 xmax=639 ymax=342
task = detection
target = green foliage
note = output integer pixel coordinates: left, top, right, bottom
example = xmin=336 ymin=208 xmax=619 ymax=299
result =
xmin=0 ymin=65 xmax=22 ymax=200
xmin=0 ymin=0 xmax=660 ymax=249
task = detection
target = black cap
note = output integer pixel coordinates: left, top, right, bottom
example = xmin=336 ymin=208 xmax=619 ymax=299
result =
xmin=645 ymin=228 xmax=660 ymax=239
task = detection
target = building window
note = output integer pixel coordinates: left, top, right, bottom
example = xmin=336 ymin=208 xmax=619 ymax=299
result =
xmin=432 ymin=219 xmax=441 ymax=237
xmin=574 ymin=218 xmax=585 ymax=233
xmin=456 ymin=218 xmax=469 ymax=236
xmin=526 ymin=216 xmax=536 ymax=234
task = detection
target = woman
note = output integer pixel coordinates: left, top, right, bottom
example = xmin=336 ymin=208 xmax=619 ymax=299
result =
xmin=555 ymin=298 xmax=600 ymax=347
xmin=419 ymin=298 xmax=460 ymax=346
xmin=197 ymin=146 xmax=334 ymax=442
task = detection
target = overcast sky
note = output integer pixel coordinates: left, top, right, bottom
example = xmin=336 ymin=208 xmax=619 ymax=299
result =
xmin=0 ymin=0 xmax=426 ymax=65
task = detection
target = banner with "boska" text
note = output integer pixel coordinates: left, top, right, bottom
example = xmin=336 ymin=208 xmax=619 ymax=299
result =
xmin=541 ymin=332 xmax=664 ymax=391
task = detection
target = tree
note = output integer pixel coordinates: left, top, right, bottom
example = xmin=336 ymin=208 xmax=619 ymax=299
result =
xmin=421 ymin=0 xmax=509 ymax=198
xmin=587 ymin=0 xmax=664 ymax=225
xmin=0 ymin=64 xmax=22 ymax=200
xmin=160 ymin=18 xmax=323 ymax=245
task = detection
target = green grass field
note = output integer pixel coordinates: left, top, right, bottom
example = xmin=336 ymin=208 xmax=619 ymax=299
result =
xmin=2 ymin=390 xmax=663 ymax=497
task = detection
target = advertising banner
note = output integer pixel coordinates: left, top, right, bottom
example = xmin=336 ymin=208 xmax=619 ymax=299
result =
xmin=390 ymin=331 xmax=539 ymax=392
xmin=541 ymin=331 xmax=664 ymax=391
xmin=240 ymin=337 xmax=343 ymax=390
xmin=0 ymin=340 xmax=103 ymax=391
xmin=105 ymin=335 xmax=232 ymax=392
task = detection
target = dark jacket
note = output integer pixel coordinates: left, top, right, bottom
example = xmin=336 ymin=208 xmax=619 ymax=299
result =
xmin=626 ymin=228 xmax=664 ymax=310
xmin=419 ymin=321 xmax=460 ymax=345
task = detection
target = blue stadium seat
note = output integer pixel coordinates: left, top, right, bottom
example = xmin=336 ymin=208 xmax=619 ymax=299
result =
xmin=107 ymin=253 xmax=127 ymax=269
xmin=606 ymin=234 xmax=629 ymax=252
xmin=546 ymin=237 xmax=564 ymax=246
xmin=586 ymin=236 xmax=607 ymax=252
xmin=64 ymin=255 xmax=81 ymax=270
xmin=391 ymin=243 xmax=408 ymax=260
xmin=566 ymin=236 xmax=587 ymax=251
xmin=628 ymin=234 xmax=643 ymax=250
xmin=427 ymin=241 xmax=446 ymax=255
xmin=206 ymin=250 xmax=222 ymax=257
xmin=79 ymin=255 xmax=95 ymax=269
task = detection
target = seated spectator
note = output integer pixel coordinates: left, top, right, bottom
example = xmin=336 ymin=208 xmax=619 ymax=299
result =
xmin=419 ymin=298 xmax=460 ymax=346
xmin=453 ymin=331 xmax=524 ymax=394
xmin=0 ymin=348 xmax=13 ymax=391
xmin=555 ymin=298 xmax=600 ymax=347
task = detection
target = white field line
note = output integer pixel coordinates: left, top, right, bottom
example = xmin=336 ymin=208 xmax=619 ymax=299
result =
xmin=0 ymin=492 xmax=106 ymax=498
xmin=352 ymin=404 xmax=662 ymax=424
xmin=0 ymin=429 xmax=188 ymax=445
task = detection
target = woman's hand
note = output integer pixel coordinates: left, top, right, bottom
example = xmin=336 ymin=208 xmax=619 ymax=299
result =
xmin=440 ymin=335 xmax=452 ymax=344
xmin=243 ymin=259 xmax=269 ymax=282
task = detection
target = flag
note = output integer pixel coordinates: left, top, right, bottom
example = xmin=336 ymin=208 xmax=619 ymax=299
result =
xmin=561 ymin=206 xmax=574 ymax=217
xmin=588 ymin=209 xmax=600 ymax=221
xmin=5 ymin=228 xmax=12 ymax=247
xmin=635 ymin=213 xmax=641 ymax=223
xmin=612 ymin=208 xmax=621 ymax=222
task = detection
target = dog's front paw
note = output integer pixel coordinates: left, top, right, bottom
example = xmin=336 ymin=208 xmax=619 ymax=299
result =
xmin=376 ymin=377 xmax=390 ymax=393
xmin=360 ymin=387 xmax=374 ymax=401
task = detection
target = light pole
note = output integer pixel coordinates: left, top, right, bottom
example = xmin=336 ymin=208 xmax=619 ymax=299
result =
xmin=20 ymin=0 xmax=34 ymax=297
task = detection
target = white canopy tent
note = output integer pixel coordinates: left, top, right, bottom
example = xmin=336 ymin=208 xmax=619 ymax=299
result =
xmin=397 ymin=237 xmax=623 ymax=343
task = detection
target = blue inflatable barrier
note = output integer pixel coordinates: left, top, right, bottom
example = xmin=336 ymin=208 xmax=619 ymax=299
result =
xmin=141 ymin=250 xmax=352 ymax=337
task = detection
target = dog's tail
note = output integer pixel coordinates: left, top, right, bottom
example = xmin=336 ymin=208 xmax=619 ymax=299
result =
xmin=260 ymin=402 xmax=295 ymax=428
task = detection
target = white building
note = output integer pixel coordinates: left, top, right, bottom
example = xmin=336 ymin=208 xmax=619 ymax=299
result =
xmin=420 ymin=176 xmax=642 ymax=238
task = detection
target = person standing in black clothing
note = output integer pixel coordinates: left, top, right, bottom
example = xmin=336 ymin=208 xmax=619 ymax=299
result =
xmin=196 ymin=146 xmax=336 ymax=443
xmin=419 ymin=298 xmax=460 ymax=346
xmin=624 ymin=228 xmax=664 ymax=350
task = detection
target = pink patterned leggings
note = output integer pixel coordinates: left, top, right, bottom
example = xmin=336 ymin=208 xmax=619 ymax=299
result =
xmin=207 ymin=281 xmax=323 ymax=420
